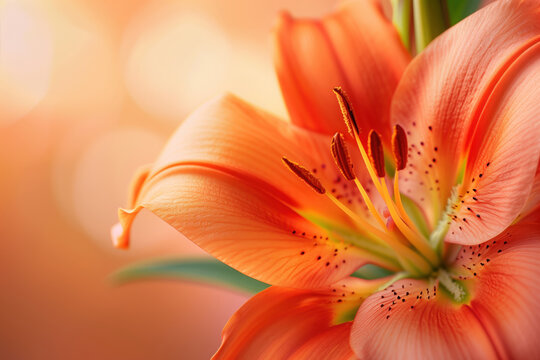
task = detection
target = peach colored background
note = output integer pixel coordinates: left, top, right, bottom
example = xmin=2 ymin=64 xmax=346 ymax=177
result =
xmin=0 ymin=0 xmax=338 ymax=358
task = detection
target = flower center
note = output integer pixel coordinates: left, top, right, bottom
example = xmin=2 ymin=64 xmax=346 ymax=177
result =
xmin=282 ymin=87 xmax=448 ymax=279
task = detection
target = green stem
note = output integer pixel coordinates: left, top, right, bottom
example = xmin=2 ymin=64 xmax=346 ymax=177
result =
xmin=413 ymin=0 xmax=448 ymax=52
xmin=391 ymin=0 xmax=413 ymax=51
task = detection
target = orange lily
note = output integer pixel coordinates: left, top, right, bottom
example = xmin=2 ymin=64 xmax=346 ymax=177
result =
xmin=112 ymin=0 xmax=540 ymax=358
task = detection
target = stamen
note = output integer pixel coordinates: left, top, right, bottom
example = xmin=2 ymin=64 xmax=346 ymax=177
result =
xmin=325 ymin=192 xmax=432 ymax=276
xmin=281 ymin=155 xmax=431 ymax=275
xmin=282 ymin=157 xmax=326 ymax=194
xmin=393 ymin=172 xmax=414 ymax=231
xmin=331 ymin=133 xmax=355 ymax=181
xmin=379 ymin=176 xmax=439 ymax=266
xmin=391 ymin=125 xmax=417 ymax=234
xmin=392 ymin=125 xmax=408 ymax=170
xmin=333 ymin=87 xmax=359 ymax=136
xmin=363 ymin=125 xmax=438 ymax=265
xmin=368 ymin=130 xmax=385 ymax=178
xmin=333 ymin=89 xmax=384 ymax=193
xmin=331 ymin=132 xmax=386 ymax=228
xmin=353 ymin=178 xmax=387 ymax=229
xmin=330 ymin=87 xmax=438 ymax=274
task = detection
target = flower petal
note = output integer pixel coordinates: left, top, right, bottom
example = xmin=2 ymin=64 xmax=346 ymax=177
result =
xmin=116 ymin=166 xmax=379 ymax=288
xmin=214 ymin=277 xmax=386 ymax=360
xmin=446 ymin=43 xmax=540 ymax=245
xmin=350 ymin=279 xmax=498 ymax=359
xmin=113 ymin=94 xmax=397 ymax=287
xmin=148 ymin=94 xmax=383 ymax=229
xmin=518 ymin=159 xmax=540 ymax=222
xmin=353 ymin=221 xmax=540 ymax=360
xmin=393 ymin=0 xmax=540 ymax=225
xmin=273 ymin=0 xmax=409 ymax=140
xmin=289 ymin=323 xmax=357 ymax=360
xmin=451 ymin=222 xmax=540 ymax=359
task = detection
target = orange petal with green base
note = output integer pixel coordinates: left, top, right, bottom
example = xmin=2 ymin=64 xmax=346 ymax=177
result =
xmin=214 ymin=277 xmax=387 ymax=360
xmin=114 ymin=166 xmax=380 ymax=288
xmin=352 ymin=220 xmax=540 ymax=359
xmin=452 ymin=222 xmax=540 ymax=359
xmin=446 ymin=43 xmax=540 ymax=245
xmin=392 ymin=0 xmax=540 ymax=226
xmin=112 ymin=94 xmax=395 ymax=287
xmin=351 ymin=278 xmax=498 ymax=359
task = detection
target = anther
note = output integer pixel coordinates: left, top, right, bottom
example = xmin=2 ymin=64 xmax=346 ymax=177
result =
xmin=282 ymin=157 xmax=326 ymax=194
xmin=368 ymin=130 xmax=385 ymax=178
xmin=392 ymin=125 xmax=408 ymax=170
xmin=331 ymin=132 xmax=355 ymax=181
xmin=333 ymin=87 xmax=359 ymax=136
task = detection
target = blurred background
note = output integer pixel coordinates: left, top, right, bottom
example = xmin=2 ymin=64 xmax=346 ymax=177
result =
xmin=0 ymin=0 xmax=337 ymax=358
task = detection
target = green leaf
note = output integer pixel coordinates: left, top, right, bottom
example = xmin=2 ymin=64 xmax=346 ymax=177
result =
xmin=111 ymin=257 xmax=270 ymax=294
xmin=446 ymin=0 xmax=482 ymax=25
xmin=351 ymin=264 xmax=395 ymax=280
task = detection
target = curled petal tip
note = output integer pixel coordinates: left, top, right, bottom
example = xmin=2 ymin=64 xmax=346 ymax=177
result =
xmin=112 ymin=206 xmax=144 ymax=250
xmin=111 ymin=222 xmax=129 ymax=249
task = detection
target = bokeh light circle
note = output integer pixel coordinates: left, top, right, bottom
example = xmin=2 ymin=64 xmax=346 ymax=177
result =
xmin=123 ymin=6 xmax=233 ymax=121
xmin=0 ymin=0 xmax=53 ymax=125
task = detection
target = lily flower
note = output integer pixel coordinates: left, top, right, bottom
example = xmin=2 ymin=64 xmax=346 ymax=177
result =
xmin=112 ymin=0 xmax=540 ymax=358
